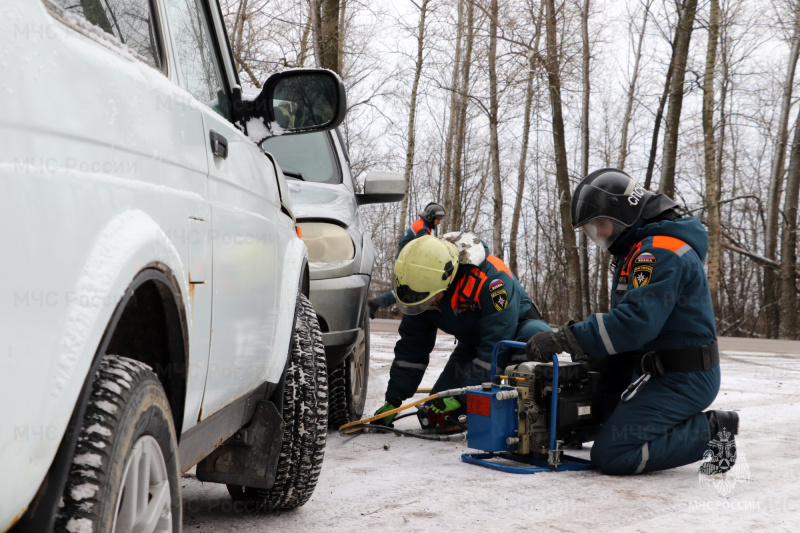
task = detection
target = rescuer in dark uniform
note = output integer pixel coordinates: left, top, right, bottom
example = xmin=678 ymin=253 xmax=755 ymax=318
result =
xmin=367 ymin=202 xmax=446 ymax=319
xmin=526 ymin=168 xmax=739 ymax=475
xmin=374 ymin=232 xmax=550 ymax=428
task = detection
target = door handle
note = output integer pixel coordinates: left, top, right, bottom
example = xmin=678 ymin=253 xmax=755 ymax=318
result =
xmin=210 ymin=130 xmax=228 ymax=159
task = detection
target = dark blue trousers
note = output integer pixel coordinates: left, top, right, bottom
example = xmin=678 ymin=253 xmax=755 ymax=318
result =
xmin=590 ymin=365 xmax=720 ymax=474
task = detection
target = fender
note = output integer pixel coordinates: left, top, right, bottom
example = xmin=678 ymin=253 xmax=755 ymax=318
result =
xmin=12 ymin=211 xmax=189 ymax=533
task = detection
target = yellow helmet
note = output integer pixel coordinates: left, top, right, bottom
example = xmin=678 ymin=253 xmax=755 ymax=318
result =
xmin=393 ymin=235 xmax=459 ymax=315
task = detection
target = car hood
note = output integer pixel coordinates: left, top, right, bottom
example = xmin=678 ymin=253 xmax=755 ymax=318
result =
xmin=288 ymin=181 xmax=357 ymax=224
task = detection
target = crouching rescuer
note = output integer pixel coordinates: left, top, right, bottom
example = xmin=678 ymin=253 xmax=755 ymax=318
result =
xmin=374 ymin=232 xmax=550 ymax=429
xmin=526 ymin=168 xmax=738 ymax=475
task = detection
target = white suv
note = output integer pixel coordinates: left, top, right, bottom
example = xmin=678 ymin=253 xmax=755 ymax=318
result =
xmin=1 ymin=1 xmax=345 ymax=531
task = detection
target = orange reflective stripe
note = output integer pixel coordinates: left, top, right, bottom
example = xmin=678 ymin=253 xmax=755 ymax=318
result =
xmin=473 ymin=270 xmax=488 ymax=303
xmin=621 ymin=242 xmax=642 ymax=277
xmin=463 ymin=275 xmax=476 ymax=296
xmin=486 ymin=255 xmax=512 ymax=276
xmin=412 ymin=219 xmax=425 ymax=234
xmin=652 ymin=235 xmax=688 ymax=253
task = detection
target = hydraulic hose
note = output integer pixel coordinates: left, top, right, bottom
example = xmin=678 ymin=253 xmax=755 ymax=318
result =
xmin=338 ymin=384 xmax=483 ymax=434
xmin=358 ymin=424 xmax=467 ymax=441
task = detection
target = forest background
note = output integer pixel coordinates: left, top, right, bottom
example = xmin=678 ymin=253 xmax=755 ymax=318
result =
xmin=221 ymin=0 xmax=800 ymax=339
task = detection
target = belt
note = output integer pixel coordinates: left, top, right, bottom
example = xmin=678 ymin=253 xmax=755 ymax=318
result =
xmin=637 ymin=342 xmax=719 ymax=375
xmin=621 ymin=342 xmax=719 ymax=403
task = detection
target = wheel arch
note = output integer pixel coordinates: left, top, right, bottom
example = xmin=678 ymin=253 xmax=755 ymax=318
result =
xmin=12 ymin=265 xmax=189 ymax=533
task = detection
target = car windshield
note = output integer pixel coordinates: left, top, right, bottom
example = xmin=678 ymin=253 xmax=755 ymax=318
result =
xmin=262 ymin=132 xmax=341 ymax=184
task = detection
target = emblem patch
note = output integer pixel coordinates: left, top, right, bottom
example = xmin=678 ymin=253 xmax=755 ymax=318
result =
xmin=489 ymin=279 xmax=504 ymax=291
xmin=635 ymin=252 xmax=657 ymax=264
xmin=491 ymin=289 xmax=508 ymax=311
xmin=632 ymin=265 xmax=653 ymax=288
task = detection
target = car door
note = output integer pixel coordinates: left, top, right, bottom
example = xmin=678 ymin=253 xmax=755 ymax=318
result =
xmin=164 ymin=0 xmax=281 ymax=420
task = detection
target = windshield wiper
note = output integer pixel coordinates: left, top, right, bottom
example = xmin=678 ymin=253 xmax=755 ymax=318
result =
xmin=282 ymin=170 xmax=305 ymax=181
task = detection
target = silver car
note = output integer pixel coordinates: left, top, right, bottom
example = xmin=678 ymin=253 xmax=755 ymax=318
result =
xmin=262 ymin=130 xmax=404 ymax=427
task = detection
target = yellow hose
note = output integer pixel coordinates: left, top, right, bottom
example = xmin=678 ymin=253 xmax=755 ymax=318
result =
xmin=339 ymin=392 xmax=442 ymax=433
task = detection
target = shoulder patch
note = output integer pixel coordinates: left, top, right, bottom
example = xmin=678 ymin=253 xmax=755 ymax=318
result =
xmin=632 ymin=265 xmax=653 ymax=288
xmin=634 ymin=252 xmax=656 ymax=264
xmin=489 ymin=279 xmax=504 ymax=291
xmin=491 ymin=289 xmax=508 ymax=311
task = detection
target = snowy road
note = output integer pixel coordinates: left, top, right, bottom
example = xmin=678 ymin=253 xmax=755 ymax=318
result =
xmin=182 ymin=329 xmax=800 ymax=532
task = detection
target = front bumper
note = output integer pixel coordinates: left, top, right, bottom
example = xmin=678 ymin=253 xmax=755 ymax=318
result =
xmin=309 ymin=273 xmax=370 ymax=366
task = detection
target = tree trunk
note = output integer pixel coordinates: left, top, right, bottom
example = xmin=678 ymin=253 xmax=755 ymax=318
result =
xmin=442 ymin=0 xmax=465 ymax=233
xmin=398 ymin=0 xmax=429 ymax=232
xmin=779 ymin=111 xmax=800 ymax=339
xmin=578 ymin=0 xmax=591 ymax=318
xmin=488 ymin=0 xmax=503 ymax=256
xmin=544 ymin=0 xmax=582 ymax=318
xmin=317 ymin=0 xmax=341 ymax=73
xmin=452 ymin=0 xmax=476 ymax=230
xmin=659 ymin=0 xmax=698 ymax=199
xmin=765 ymin=4 xmax=800 ymax=337
xmin=703 ymin=0 xmax=721 ymax=317
xmin=617 ymin=0 xmax=651 ymax=170
xmin=510 ymin=16 xmax=542 ymax=276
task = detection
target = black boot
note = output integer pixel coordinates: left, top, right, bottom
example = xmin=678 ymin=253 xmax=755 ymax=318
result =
xmin=701 ymin=410 xmax=739 ymax=474
xmin=367 ymin=298 xmax=381 ymax=319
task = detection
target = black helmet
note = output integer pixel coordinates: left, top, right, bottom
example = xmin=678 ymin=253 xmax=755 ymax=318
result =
xmin=571 ymin=169 xmax=678 ymax=251
xmin=570 ymin=168 xmax=651 ymax=229
xmin=420 ymin=202 xmax=446 ymax=223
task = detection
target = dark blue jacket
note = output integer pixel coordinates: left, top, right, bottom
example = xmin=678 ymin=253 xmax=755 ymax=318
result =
xmin=571 ymin=216 xmax=716 ymax=357
xmin=397 ymin=218 xmax=435 ymax=253
xmin=386 ymin=242 xmax=536 ymax=400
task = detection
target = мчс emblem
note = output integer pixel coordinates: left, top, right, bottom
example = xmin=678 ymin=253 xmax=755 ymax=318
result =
xmin=698 ymin=427 xmax=749 ymax=497
xmin=491 ymin=289 xmax=507 ymax=311
xmin=632 ymin=265 xmax=653 ymax=288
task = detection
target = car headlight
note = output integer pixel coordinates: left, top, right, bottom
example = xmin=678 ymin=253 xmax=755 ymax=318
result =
xmin=298 ymin=222 xmax=355 ymax=262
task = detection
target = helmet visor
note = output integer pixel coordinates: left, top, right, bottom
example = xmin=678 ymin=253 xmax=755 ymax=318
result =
xmin=581 ymin=217 xmax=627 ymax=251
xmin=394 ymin=287 xmax=445 ymax=315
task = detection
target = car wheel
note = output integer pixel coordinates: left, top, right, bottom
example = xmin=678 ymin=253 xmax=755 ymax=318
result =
xmin=226 ymin=293 xmax=327 ymax=510
xmin=56 ymin=355 xmax=180 ymax=533
xmin=328 ymin=311 xmax=370 ymax=429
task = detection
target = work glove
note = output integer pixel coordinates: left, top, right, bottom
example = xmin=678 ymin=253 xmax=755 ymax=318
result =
xmin=372 ymin=397 xmax=402 ymax=426
xmin=429 ymin=397 xmax=461 ymax=415
xmin=367 ymin=298 xmax=381 ymax=319
xmin=526 ymin=323 xmax=585 ymax=363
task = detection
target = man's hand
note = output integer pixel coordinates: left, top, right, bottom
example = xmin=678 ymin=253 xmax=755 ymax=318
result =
xmin=526 ymin=324 xmax=585 ymax=362
xmin=372 ymin=397 xmax=402 ymax=426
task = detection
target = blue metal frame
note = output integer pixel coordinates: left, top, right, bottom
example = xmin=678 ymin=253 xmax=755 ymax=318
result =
xmin=462 ymin=340 xmax=595 ymax=474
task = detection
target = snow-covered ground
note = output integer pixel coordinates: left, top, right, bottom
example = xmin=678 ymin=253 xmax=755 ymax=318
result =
xmin=182 ymin=330 xmax=800 ymax=532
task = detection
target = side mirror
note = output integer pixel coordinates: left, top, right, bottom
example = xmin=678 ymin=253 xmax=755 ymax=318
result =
xmin=356 ymin=172 xmax=406 ymax=205
xmin=236 ymin=69 xmax=347 ymax=142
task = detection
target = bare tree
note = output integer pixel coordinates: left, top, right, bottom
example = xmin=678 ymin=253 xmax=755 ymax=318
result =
xmin=452 ymin=0 xmax=477 ymax=230
xmin=399 ymin=0 xmax=431 ymax=231
xmin=779 ymin=109 xmax=800 ymax=338
xmin=509 ymin=4 xmax=543 ymax=276
xmin=578 ymin=0 xmax=591 ymax=318
xmin=703 ymin=0 xmax=722 ymax=316
xmin=659 ymin=0 xmax=699 ymax=198
xmin=442 ymin=0 xmax=466 ymax=232
xmin=544 ymin=0 xmax=582 ymax=318
xmin=488 ymin=0 xmax=503 ymax=255
xmin=765 ymin=0 xmax=800 ymax=337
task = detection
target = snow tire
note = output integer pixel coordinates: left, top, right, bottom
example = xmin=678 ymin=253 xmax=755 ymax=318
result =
xmin=227 ymin=293 xmax=328 ymax=510
xmin=327 ymin=311 xmax=370 ymax=430
xmin=56 ymin=355 xmax=181 ymax=533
